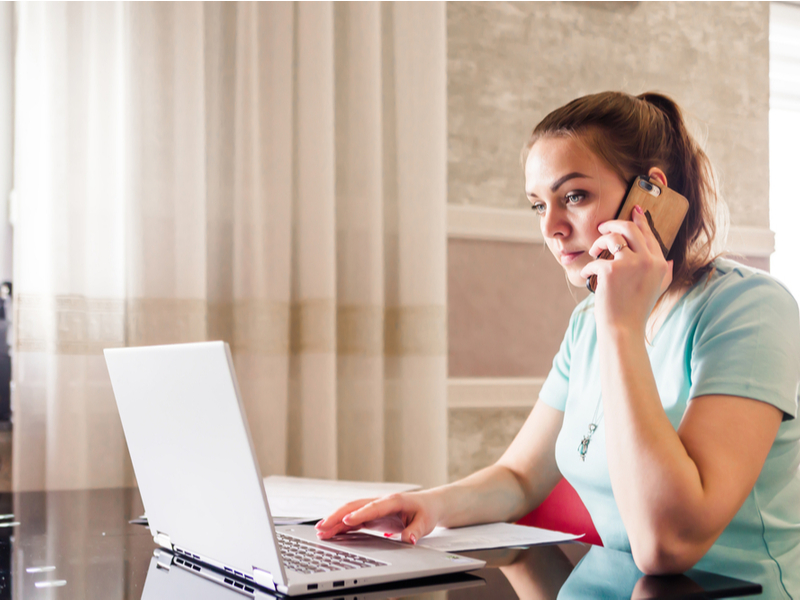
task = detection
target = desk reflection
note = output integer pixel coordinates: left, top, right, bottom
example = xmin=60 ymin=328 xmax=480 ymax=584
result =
xmin=3 ymin=488 xmax=764 ymax=599
xmin=144 ymin=550 xmax=484 ymax=600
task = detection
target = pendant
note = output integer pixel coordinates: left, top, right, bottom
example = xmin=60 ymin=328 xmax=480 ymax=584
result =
xmin=578 ymin=423 xmax=597 ymax=462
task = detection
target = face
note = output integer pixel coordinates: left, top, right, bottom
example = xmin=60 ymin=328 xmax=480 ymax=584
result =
xmin=524 ymin=136 xmax=628 ymax=287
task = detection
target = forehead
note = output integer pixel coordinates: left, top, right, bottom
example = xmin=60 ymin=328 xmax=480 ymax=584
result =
xmin=524 ymin=136 xmax=602 ymax=193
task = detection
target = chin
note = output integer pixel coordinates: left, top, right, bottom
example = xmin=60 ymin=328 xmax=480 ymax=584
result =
xmin=566 ymin=274 xmax=586 ymax=288
xmin=562 ymin=265 xmax=588 ymax=288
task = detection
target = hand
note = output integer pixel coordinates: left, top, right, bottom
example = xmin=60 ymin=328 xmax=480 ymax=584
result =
xmin=579 ymin=205 xmax=673 ymax=334
xmin=315 ymin=490 xmax=442 ymax=545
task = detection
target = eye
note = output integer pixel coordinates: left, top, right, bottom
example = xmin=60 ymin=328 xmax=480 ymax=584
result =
xmin=531 ymin=202 xmax=546 ymax=216
xmin=566 ymin=192 xmax=585 ymax=205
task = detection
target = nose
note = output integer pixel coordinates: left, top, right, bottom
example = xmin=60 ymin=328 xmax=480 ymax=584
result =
xmin=540 ymin=205 xmax=570 ymax=240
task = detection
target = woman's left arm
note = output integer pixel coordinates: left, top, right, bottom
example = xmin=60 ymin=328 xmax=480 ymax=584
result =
xmin=602 ymin=333 xmax=781 ymax=575
xmin=581 ymin=206 xmax=784 ymax=575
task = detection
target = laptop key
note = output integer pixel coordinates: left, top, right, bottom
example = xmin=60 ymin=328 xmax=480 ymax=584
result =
xmin=277 ymin=532 xmax=388 ymax=574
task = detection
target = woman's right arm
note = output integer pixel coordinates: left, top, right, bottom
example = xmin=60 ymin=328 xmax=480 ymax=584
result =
xmin=315 ymin=400 xmax=564 ymax=544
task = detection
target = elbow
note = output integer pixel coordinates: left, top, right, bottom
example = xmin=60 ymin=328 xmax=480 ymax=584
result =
xmin=630 ymin=535 xmax=705 ymax=576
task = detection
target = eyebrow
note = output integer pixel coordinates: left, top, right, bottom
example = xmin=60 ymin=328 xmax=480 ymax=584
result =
xmin=527 ymin=171 xmax=591 ymax=198
xmin=549 ymin=171 xmax=590 ymax=192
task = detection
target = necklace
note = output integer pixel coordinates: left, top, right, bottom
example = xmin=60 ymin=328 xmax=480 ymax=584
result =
xmin=578 ymin=395 xmax=603 ymax=462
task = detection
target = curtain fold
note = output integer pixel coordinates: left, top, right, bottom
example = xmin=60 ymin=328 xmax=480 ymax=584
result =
xmin=13 ymin=1 xmax=448 ymax=491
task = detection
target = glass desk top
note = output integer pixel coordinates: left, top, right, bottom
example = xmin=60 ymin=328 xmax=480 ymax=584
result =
xmin=0 ymin=488 xmax=764 ymax=599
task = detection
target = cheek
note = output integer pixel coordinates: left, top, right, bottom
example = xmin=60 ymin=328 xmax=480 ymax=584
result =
xmin=574 ymin=212 xmax=602 ymax=243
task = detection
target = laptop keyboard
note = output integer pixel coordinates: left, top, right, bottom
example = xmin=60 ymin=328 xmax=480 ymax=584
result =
xmin=277 ymin=532 xmax=387 ymax=574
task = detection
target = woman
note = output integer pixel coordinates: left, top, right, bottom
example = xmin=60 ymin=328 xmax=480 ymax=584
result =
xmin=315 ymin=92 xmax=800 ymax=593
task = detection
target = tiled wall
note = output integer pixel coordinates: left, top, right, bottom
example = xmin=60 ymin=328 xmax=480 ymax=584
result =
xmin=446 ymin=2 xmax=771 ymax=482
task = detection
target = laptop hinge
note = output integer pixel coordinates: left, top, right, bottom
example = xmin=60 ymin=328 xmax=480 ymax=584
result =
xmin=155 ymin=549 xmax=173 ymax=572
xmin=154 ymin=532 xmax=172 ymax=550
xmin=252 ymin=567 xmax=277 ymax=591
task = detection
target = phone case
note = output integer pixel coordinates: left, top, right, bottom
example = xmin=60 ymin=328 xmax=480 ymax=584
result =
xmin=586 ymin=176 xmax=690 ymax=293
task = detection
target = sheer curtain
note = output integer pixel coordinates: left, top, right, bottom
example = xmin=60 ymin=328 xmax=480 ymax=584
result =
xmin=13 ymin=2 xmax=447 ymax=491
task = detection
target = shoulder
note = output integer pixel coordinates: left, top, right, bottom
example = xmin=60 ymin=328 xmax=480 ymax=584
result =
xmin=690 ymin=258 xmax=799 ymax=322
xmin=685 ymin=258 xmax=800 ymax=419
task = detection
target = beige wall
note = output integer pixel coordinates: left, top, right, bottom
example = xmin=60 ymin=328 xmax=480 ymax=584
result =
xmin=447 ymin=1 xmax=769 ymax=226
xmin=446 ymin=2 xmax=771 ymax=481
xmin=448 ymin=238 xmax=586 ymax=378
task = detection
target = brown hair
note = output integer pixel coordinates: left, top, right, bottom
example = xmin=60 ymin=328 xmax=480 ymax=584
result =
xmin=522 ymin=91 xmax=725 ymax=292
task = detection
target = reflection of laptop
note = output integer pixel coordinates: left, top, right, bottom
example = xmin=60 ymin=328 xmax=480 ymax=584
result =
xmin=144 ymin=549 xmax=485 ymax=599
xmin=105 ymin=341 xmax=485 ymax=596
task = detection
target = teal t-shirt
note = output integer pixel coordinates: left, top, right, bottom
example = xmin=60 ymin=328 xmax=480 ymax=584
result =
xmin=539 ymin=258 xmax=800 ymax=598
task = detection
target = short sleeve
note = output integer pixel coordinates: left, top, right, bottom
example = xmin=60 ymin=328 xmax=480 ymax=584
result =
xmin=538 ymin=304 xmax=583 ymax=412
xmin=690 ymin=274 xmax=800 ymax=420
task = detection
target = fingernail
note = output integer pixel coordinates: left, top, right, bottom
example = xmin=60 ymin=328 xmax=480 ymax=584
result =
xmin=409 ymin=534 xmax=417 ymax=545
xmin=634 ymin=205 xmax=643 ymax=214
xmin=343 ymin=513 xmax=353 ymax=525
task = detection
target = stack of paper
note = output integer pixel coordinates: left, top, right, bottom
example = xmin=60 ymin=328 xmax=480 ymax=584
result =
xmin=412 ymin=523 xmax=582 ymax=552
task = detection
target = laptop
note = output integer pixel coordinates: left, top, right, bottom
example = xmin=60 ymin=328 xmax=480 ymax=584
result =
xmin=105 ymin=341 xmax=485 ymax=596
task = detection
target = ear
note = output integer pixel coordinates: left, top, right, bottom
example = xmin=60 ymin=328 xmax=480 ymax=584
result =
xmin=648 ymin=167 xmax=668 ymax=188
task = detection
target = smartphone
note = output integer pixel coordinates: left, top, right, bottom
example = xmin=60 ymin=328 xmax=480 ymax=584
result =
xmin=586 ymin=175 xmax=690 ymax=293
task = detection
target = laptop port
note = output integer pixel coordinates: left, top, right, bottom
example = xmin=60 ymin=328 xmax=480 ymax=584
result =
xmin=333 ymin=581 xmax=345 ymax=587
xmin=307 ymin=584 xmax=318 ymax=590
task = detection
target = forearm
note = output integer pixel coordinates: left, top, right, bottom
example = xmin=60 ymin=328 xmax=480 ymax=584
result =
xmin=427 ymin=462 xmax=536 ymax=529
xmin=429 ymin=402 xmax=564 ymax=529
xmin=600 ymin=327 xmax=708 ymax=571
xmin=317 ymin=401 xmax=564 ymax=544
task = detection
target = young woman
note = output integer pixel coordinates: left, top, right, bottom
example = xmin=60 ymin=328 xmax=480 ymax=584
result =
xmin=315 ymin=92 xmax=800 ymax=594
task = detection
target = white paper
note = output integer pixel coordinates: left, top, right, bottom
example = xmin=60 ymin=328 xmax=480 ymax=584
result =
xmin=414 ymin=522 xmax=582 ymax=552
xmin=263 ymin=476 xmax=420 ymax=521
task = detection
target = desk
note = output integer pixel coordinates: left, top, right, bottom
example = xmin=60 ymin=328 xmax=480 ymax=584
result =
xmin=0 ymin=488 xmax=763 ymax=599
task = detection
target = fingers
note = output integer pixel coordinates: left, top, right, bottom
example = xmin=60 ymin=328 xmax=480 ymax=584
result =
xmin=315 ymin=498 xmax=376 ymax=535
xmin=597 ymin=205 xmax=662 ymax=257
xmin=315 ymin=492 xmax=435 ymax=545
xmin=315 ymin=494 xmax=408 ymax=539
xmin=342 ymin=494 xmax=407 ymax=529
xmin=315 ymin=521 xmax=363 ymax=540
xmin=580 ymin=253 xmax=611 ymax=282
xmin=398 ymin=511 xmax=429 ymax=545
xmin=588 ymin=232 xmax=629 ymax=260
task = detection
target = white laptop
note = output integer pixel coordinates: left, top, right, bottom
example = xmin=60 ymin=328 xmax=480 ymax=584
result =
xmin=105 ymin=341 xmax=485 ymax=596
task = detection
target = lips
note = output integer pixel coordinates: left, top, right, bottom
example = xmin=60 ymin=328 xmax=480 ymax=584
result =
xmin=558 ymin=250 xmax=584 ymax=265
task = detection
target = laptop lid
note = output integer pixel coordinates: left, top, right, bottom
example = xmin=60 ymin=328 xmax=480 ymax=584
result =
xmin=105 ymin=341 xmax=287 ymax=588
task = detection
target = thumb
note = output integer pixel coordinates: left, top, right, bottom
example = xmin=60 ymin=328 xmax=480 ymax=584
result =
xmin=399 ymin=513 xmax=429 ymax=545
